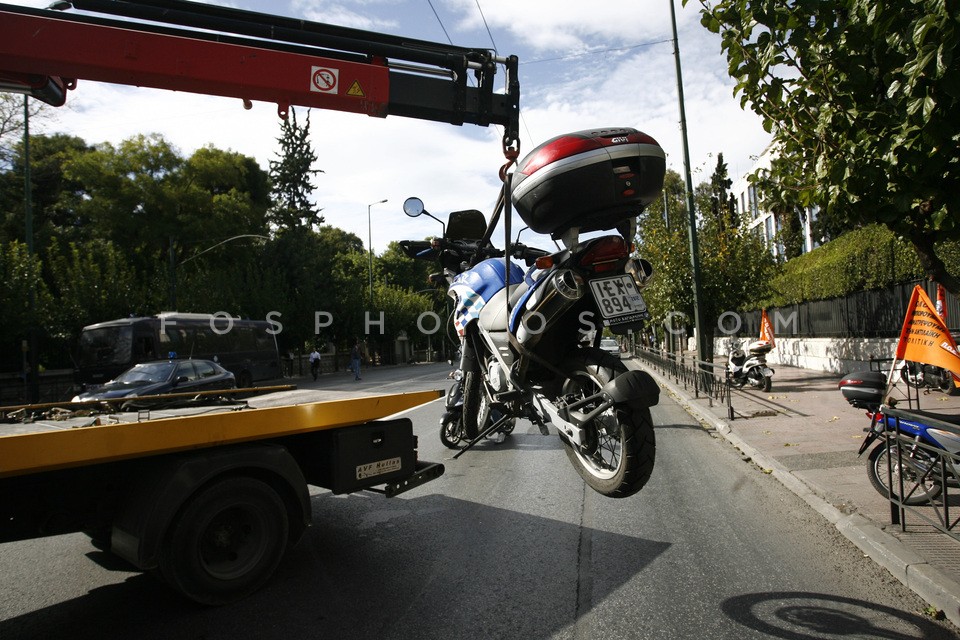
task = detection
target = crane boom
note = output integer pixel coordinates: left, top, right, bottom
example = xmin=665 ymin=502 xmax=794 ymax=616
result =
xmin=0 ymin=0 xmax=520 ymax=148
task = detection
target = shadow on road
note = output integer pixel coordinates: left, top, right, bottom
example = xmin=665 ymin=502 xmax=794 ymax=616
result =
xmin=0 ymin=493 xmax=670 ymax=640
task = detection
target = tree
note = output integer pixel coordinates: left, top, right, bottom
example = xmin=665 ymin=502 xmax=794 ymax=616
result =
xmin=267 ymin=108 xmax=323 ymax=231
xmin=0 ymin=94 xmax=53 ymax=170
xmin=0 ymin=240 xmax=51 ymax=372
xmin=0 ymin=134 xmax=93 ymax=252
xmin=636 ymin=167 xmax=778 ymax=358
xmin=706 ymin=153 xmax=738 ymax=231
xmin=691 ymin=0 xmax=960 ymax=292
xmin=752 ymin=153 xmax=810 ymax=260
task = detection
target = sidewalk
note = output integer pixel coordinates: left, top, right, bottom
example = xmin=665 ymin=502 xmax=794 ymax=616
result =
xmin=634 ymin=356 xmax=960 ymax=627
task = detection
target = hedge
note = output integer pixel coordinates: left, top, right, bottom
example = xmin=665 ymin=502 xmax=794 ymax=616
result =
xmin=762 ymin=224 xmax=960 ymax=306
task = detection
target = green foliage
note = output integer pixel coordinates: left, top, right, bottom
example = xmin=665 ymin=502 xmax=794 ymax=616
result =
xmin=636 ymin=167 xmax=777 ymax=350
xmin=691 ymin=0 xmax=960 ymax=292
xmin=267 ymin=108 xmax=323 ymax=231
xmin=762 ymin=224 xmax=960 ymax=306
xmin=0 ymin=240 xmax=52 ymax=369
xmin=44 ymin=237 xmax=147 ymax=335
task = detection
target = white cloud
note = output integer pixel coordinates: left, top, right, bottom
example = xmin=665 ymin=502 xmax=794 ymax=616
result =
xmin=6 ymin=0 xmax=770 ymax=255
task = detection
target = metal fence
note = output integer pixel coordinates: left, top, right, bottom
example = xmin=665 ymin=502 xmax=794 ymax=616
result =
xmin=881 ymin=405 xmax=960 ymax=543
xmin=632 ymin=345 xmax=736 ymax=420
xmin=736 ymin=279 xmax=960 ymax=339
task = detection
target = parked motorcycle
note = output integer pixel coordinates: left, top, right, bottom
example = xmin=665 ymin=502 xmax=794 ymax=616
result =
xmin=726 ymin=338 xmax=775 ymax=392
xmin=839 ymin=370 xmax=960 ymax=504
xmin=402 ymin=127 xmax=665 ymax=498
xmin=898 ymin=360 xmax=959 ymax=396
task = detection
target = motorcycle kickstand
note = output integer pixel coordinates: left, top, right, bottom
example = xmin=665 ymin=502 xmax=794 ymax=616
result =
xmin=453 ymin=414 xmax=513 ymax=459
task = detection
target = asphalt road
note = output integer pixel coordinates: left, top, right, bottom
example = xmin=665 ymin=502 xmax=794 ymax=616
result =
xmin=1 ymin=363 xmax=957 ymax=639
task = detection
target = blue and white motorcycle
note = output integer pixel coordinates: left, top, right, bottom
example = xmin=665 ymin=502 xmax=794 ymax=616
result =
xmin=402 ymin=127 xmax=665 ymax=498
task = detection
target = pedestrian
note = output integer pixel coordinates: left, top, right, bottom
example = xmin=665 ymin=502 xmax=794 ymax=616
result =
xmin=350 ymin=339 xmax=362 ymax=381
xmin=309 ymin=346 xmax=321 ymax=381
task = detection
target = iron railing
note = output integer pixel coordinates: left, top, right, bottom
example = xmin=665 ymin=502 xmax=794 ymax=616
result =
xmin=880 ymin=405 xmax=960 ymax=542
xmin=632 ymin=346 xmax=736 ymax=420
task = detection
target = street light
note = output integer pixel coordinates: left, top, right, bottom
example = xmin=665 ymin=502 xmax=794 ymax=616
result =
xmin=168 ymin=234 xmax=270 ymax=309
xmin=367 ymin=199 xmax=388 ymax=306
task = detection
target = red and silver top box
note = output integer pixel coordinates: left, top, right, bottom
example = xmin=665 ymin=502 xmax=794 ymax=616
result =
xmin=511 ymin=127 xmax=665 ymax=237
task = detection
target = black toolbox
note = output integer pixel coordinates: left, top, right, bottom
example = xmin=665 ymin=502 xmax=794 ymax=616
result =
xmin=838 ymin=370 xmax=886 ymax=410
xmin=318 ymin=418 xmax=417 ymax=494
xmin=511 ymin=127 xmax=665 ymax=237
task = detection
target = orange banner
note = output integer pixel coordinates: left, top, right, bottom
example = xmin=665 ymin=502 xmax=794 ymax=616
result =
xmin=759 ymin=309 xmax=775 ymax=347
xmin=895 ymin=285 xmax=960 ymax=378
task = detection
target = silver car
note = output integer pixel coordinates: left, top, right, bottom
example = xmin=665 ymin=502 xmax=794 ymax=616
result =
xmin=600 ymin=337 xmax=621 ymax=357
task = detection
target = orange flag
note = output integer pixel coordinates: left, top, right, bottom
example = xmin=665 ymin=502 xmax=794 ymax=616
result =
xmin=936 ymin=283 xmax=948 ymax=321
xmin=759 ymin=309 xmax=775 ymax=347
xmin=895 ymin=285 xmax=960 ymax=378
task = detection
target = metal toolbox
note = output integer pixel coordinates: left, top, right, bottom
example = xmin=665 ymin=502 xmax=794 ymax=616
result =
xmin=511 ymin=127 xmax=665 ymax=237
xmin=321 ymin=418 xmax=417 ymax=494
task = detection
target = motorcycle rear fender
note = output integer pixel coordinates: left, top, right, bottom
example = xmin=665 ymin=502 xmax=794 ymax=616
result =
xmin=601 ymin=370 xmax=660 ymax=408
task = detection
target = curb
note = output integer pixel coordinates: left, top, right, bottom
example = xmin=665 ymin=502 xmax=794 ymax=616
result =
xmin=646 ymin=367 xmax=960 ymax=628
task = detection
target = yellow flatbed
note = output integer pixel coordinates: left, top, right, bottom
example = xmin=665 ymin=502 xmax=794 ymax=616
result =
xmin=0 ymin=390 xmax=441 ymax=478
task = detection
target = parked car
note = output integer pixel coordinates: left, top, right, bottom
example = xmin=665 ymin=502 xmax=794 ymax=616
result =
xmin=600 ymin=337 xmax=621 ymax=357
xmin=72 ymin=359 xmax=236 ymax=407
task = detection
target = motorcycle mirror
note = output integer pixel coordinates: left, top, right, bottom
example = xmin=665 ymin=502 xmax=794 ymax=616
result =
xmin=403 ymin=197 xmax=425 ymax=218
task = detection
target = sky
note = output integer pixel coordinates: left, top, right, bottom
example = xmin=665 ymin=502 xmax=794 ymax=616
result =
xmin=6 ymin=0 xmax=772 ymax=254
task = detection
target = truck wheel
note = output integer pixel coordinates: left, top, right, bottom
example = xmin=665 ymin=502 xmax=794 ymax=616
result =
xmin=158 ymin=476 xmax=289 ymax=605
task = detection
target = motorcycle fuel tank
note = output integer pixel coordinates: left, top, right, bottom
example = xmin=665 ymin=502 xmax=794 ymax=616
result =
xmin=511 ymin=127 xmax=666 ymax=236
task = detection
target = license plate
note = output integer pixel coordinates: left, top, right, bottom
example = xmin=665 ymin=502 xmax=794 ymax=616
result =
xmin=589 ymin=275 xmax=647 ymax=321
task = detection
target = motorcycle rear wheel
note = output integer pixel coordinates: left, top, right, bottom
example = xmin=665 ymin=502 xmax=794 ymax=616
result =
xmin=936 ymin=370 xmax=959 ymax=396
xmin=867 ymin=441 xmax=942 ymax=505
xmin=559 ymin=349 xmax=656 ymax=498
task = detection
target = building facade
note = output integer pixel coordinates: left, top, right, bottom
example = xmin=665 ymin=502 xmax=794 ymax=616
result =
xmin=731 ymin=143 xmax=820 ymax=258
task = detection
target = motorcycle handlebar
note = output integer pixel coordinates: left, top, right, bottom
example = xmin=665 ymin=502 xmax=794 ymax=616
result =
xmin=400 ymin=236 xmax=551 ymax=270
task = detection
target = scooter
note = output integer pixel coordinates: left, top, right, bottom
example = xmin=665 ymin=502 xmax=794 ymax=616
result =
xmin=898 ymin=360 xmax=959 ymax=396
xmin=839 ymin=370 xmax=960 ymax=504
xmin=402 ymin=127 xmax=665 ymax=498
xmin=726 ymin=338 xmax=775 ymax=392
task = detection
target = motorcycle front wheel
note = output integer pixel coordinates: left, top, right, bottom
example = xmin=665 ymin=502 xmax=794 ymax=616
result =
xmin=440 ymin=412 xmax=465 ymax=449
xmin=867 ymin=441 xmax=942 ymax=505
xmin=462 ymin=370 xmax=491 ymax=440
xmin=559 ymin=349 xmax=656 ymax=498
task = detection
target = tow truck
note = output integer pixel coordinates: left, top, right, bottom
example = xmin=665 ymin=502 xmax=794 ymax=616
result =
xmin=0 ymin=0 xmax=520 ymax=604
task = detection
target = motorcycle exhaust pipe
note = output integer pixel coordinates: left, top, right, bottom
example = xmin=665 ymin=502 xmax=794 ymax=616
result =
xmin=516 ymin=269 xmax=585 ymax=347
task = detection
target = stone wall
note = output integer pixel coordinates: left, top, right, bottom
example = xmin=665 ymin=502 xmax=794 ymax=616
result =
xmin=712 ymin=336 xmax=899 ymax=374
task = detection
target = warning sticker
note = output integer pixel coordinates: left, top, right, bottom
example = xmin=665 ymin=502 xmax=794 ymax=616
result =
xmin=356 ymin=457 xmax=402 ymax=480
xmin=310 ymin=66 xmax=339 ymax=93
xmin=346 ymin=80 xmax=365 ymax=97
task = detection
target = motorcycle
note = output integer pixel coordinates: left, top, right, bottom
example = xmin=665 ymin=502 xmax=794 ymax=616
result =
xmin=725 ymin=338 xmax=775 ymax=392
xmin=898 ymin=360 xmax=959 ymax=396
xmin=401 ymin=127 xmax=665 ymax=498
xmin=839 ymin=370 xmax=960 ymax=504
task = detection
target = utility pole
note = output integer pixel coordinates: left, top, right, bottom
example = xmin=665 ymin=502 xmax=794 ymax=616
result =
xmin=23 ymin=95 xmax=39 ymax=403
xmin=669 ymin=0 xmax=709 ymax=364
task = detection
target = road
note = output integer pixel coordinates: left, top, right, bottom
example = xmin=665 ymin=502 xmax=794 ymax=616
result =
xmin=1 ymin=362 xmax=957 ymax=639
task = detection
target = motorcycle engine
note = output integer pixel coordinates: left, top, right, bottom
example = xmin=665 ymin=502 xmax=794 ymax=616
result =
xmin=488 ymin=358 xmax=507 ymax=392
